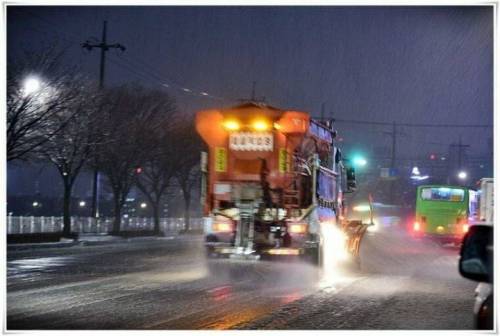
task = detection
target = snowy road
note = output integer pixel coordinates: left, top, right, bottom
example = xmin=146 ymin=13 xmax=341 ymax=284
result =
xmin=7 ymin=226 xmax=477 ymax=330
xmin=237 ymin=227 xmax=477 ymax=329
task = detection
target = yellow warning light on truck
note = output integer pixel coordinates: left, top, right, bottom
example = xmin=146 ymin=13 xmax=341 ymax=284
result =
xmin=252 ymin=120 xmax=270 ymax=131
xmin=223 ymin=120 xmax=240 ymax=131
xmin=279 ymin=148 xmax=288 ymax=173
xmin=214 ymin=147 xmax=227 ymax=172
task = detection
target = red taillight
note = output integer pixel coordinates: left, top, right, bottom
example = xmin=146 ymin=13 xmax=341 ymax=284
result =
xmin=413 ymin=222 xmax=420 ymax=231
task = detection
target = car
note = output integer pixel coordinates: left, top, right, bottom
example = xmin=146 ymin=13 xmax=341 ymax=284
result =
xmin=458 ymin=224 xmax=493 ymax=330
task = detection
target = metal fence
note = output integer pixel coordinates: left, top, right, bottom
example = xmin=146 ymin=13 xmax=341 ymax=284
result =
xmin=6 ymin=216 xmax=203 ymax=235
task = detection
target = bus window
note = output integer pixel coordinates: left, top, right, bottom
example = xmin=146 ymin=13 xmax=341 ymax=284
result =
xmin=421 ymin=187 xmax=465 ymax=202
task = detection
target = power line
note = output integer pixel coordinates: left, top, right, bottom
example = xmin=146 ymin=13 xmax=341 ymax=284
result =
xmin=334 ymin=118 xmax=492 ymax=128
xmin=115 ymin=53 xmax=232 ymax=102
xmin=107 ymin=55 xmax=174 ymax=87
xmin=22 ymin=11 xmax=233 ymax=103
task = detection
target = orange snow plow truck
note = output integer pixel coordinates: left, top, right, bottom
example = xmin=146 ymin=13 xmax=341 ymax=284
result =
xmin=196 ymin=102 xmax=369 ymax=266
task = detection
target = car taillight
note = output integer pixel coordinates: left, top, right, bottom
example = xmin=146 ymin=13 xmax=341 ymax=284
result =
xmin=212 ymin=223 xmax=232 ymax=232
xmin=413 ymin=222 xmax=420 ymax=231
xmin=289 ymin=223 xmax=307 ymax=234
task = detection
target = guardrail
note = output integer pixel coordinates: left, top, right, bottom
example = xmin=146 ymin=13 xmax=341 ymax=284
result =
xmin=6 ymin=216 xmax=203 ymax=235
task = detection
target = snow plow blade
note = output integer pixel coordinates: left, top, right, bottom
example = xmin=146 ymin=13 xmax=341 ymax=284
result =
xmin=342 ymin=220 xmax=371 ymax=261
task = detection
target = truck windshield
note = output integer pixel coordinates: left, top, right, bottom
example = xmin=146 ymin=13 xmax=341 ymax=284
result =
xmin=421 ymin=187 xmax=465 ymax=202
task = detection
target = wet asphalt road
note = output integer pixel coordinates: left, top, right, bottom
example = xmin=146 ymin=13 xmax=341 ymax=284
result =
xmin=7 ymin=226 xmax=478 ymax=330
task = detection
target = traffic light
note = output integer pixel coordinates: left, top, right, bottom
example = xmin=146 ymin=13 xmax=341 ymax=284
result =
xmin=429 ymin=153 xmax=436 ymax=160
xmin=352 ymin=156 xmax=367 ymax=167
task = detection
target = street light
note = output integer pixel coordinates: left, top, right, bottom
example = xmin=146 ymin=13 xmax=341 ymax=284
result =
xmin=32 ymin=201 xmax=39 ymax=207
xmin=140 ymin=202 xmax=147 ymax=209
xmin=23 ymin=76 xmax=41 ymax=96
xmin=457 ymin=171 xmax=467 ymax=180
xmin=79 ymin=201 xmax=86 ymax=207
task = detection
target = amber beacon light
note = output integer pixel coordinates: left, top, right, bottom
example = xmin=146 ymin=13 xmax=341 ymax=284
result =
xmin=223 ymin=120 xmax=240 ymax=131
xmin=252 ymin=120 xmax=270 ymax=131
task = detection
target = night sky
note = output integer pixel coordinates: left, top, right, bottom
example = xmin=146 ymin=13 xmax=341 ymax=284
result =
xmin=7 ymin=6 xmax=493 ymax=197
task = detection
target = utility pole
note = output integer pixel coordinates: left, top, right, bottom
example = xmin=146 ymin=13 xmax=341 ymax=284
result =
xmin=239 ymin=81 xmax=265 ymax=103
xmin=82 ymin=21 xmax=125 ymax=219
xmin=450 ymin=135 xmax=470 ymax=180
xmin=383 ymin=121 xmax=398 ymax=170
xmin=457 ymin=136 xmax=469 ymax=168
xmin=390 ymin=121 xmax=396 ymax=168
xmin=383 ymin=121 xmax=401 ymax=204
xmin=251 ymin=81 xmax=256 ymax=101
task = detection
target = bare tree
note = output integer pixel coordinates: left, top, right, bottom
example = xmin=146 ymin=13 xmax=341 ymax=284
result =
xmin=7 ymin=48 xmax=82 ymax=161
xmin=38 ymin=81 xmax=102 ymax=237
xmin=173 ymin=121 xmax=203 ymax=231
xmin=135 ymin=116 xmax=180 ymax=234
xmin=99 ymin=84 xmax=176 ymax=234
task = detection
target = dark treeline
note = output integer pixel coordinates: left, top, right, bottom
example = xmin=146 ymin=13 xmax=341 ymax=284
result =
xmin=7 ymin=48 xmax=202 ymax=237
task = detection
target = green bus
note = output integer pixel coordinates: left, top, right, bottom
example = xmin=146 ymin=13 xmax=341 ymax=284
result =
xmin=413 ymin=185 xmax=478 ymax=241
